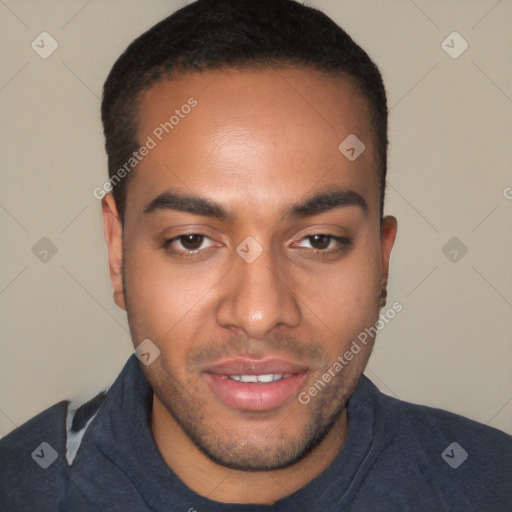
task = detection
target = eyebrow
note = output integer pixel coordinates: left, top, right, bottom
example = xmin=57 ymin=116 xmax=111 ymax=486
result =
xmin=288 ymin=188 xmax=368 ymax=218
xmin=144 ymin=190 xmax=231 ymax=221
xmin=143 ymin=186 xmax=367 ymax=220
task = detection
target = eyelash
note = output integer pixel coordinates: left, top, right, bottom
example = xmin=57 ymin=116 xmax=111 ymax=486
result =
xmin=295 ymin=234 xmax=353 ymax=257
xmin=162 ymin=232 xmax=214 ymax=258
xmin=162 ymin=233 xmax=352 ymax=258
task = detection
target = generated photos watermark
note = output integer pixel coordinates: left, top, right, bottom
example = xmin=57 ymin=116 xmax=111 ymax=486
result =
xmin=298 ymin=301 xmax=403 ymax=405
xmin=93 ymin=97 xmax=198 ymax=200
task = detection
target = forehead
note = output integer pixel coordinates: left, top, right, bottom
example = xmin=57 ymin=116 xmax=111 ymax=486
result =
xmin=129 ymin=67 xmax=379 ymax=221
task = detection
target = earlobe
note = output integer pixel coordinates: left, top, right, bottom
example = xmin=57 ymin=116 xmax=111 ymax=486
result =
xmin=102 ymin=194 xmax=126 ymax=311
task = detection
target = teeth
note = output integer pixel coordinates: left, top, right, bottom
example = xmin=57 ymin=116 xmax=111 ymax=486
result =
xmin=256 ymin=374 xmax=275 ymax=383
xmin=228 ymin=373 xmax=290 ymax=383
xmin=240 ymin=375 xmax=258 ymax=383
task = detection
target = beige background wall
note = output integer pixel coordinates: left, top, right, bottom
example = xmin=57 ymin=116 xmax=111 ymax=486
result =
xmin=1 ymin=0 xmax=511 ymax=437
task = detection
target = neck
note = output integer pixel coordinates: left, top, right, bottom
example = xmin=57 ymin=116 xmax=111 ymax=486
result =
xmin=150 ymin=395 xmax=348 ymax=505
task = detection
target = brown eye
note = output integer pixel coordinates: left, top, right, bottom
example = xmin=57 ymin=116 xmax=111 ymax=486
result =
xmin=178 ymin=234 xmax=205 ymax=250
xmin=294 ymin=234 xmax=352 ymax=256
xmin=307 ymin=234 xmax=331 ymax=250
xmin=163 ymin=233 xmax=215 ymax=256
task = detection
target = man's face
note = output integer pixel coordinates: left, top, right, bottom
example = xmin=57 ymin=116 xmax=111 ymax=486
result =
xmin=104 ymin=67 xmax=396 ymax=470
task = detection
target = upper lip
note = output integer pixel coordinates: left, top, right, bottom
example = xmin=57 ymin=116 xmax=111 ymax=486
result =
xmin=205 ymin=358 xmax=308 ymax=376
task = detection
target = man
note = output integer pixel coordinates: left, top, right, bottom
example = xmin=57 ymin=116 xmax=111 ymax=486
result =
xmin=1 ymin=0 xmax=511 ymax=510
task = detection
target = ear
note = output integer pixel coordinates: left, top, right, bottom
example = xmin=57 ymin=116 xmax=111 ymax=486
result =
xmin=380 ymin=215 xmax=397 ymax=285
xmin=102 ymin=194 xmax=126 ymax=311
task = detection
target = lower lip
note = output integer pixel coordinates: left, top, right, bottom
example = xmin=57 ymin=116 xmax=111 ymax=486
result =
xmin=205 ymin=373 xmax=308 ymax=411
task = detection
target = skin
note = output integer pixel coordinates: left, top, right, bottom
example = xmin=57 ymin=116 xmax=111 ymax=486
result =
xmin=102 ymin=67 xmax=397 ymax=505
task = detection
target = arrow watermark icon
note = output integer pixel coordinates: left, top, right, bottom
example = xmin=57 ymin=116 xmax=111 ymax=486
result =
xmin=338 ymin=134 xmax=365 ymax=161
xmin=236 ymin=236 xmax=263 ymax=263
xmin=134 ymin=339 xmax=161 ymax=366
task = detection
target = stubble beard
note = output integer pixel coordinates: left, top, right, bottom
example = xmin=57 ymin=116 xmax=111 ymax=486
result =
xmin=123 ymin=273 xmax=369 ymax=471
xmin=143 ymin=359 xmax=359 ymax=472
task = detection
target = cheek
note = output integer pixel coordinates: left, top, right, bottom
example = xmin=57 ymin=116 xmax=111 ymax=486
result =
xmin=122 ymin=228 xmax=382 ymax=360
xmin=123 ymin=216 xmax=275 ymax=375
xmin=122 ymin=241 xmax=226 ymax=348
xmin=294 ymin=247 xmax=381 ymax=336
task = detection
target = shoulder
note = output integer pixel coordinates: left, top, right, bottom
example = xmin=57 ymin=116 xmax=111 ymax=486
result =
xmin=378 ymin=387 xmax=511 ymax=455
xmin=0 ymin=400 xmax=69 ymax=510
xmin=0 ymin=391 xmax=107 ymax=511
xmin=360 ymin=378 xmax=512 ymax=509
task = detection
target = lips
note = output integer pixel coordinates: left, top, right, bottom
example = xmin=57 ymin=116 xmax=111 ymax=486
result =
xmin=204 ymin=358 xmax=308 ymax=411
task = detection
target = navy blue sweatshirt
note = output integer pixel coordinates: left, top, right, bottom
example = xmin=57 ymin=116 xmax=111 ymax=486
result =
xmin=1 ymin=355 xmax=511 ymax=511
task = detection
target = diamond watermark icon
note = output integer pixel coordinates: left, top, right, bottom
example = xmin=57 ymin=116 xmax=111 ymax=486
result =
xmin=441 ymin=32 xmax=468 ymax=59
xmin=32 ymin=237 xmax=58 ymax=263
xmin=134 ymin=338 xmax=161 ymax=366
xmin=441 ymin=441 xmax=468 ymax=469
xmin=236 ymin=236 xmax=263 ymax=263
xmin=338 ymin=134 xmax=365 ymax=161
xmin=31 ymin=442 xmax=58 ymax=469
xmin=31 ymin=32 xmax=59 ymax=59
xmin=442 ymin=237 xmax=468 ymax=263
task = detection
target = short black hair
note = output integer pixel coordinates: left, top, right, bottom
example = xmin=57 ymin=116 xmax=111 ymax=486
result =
xmin=101 ymin=0 xmax=388 ymax=220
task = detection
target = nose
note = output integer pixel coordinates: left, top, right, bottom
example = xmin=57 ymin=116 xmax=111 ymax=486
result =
xmin=216 ymin=246 xmax=301 ymax=339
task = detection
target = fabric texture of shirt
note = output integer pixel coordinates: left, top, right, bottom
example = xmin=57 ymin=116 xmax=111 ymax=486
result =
xmin=1 ymin=354 xmax=511 ymax=511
